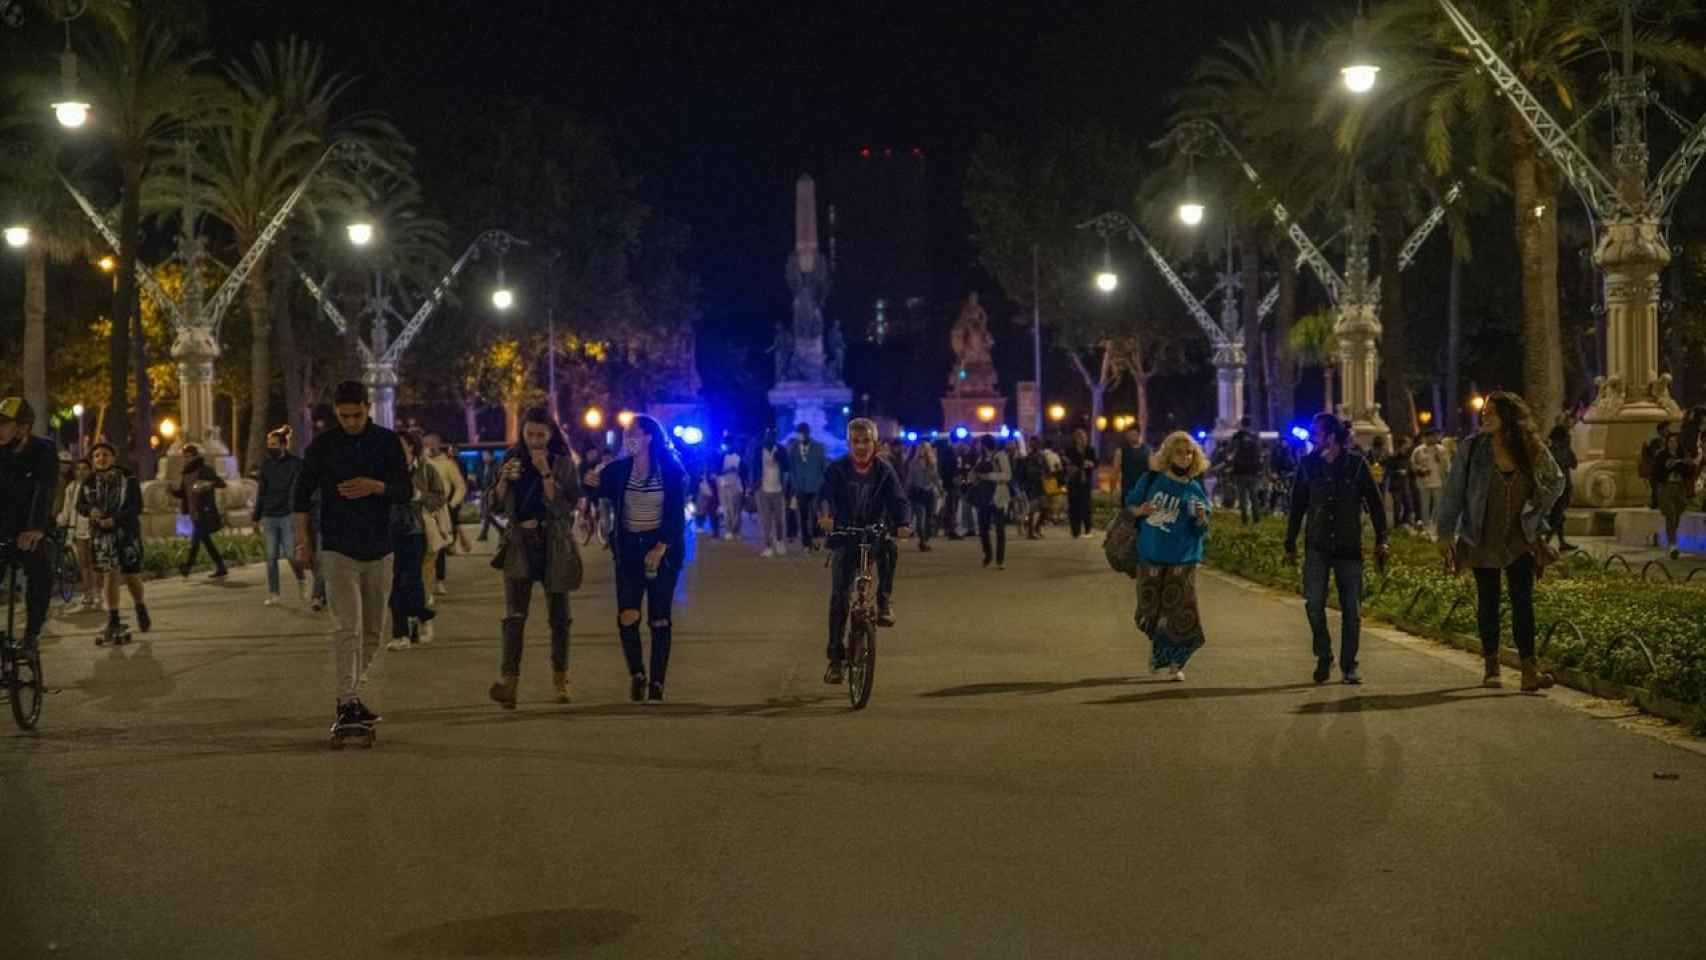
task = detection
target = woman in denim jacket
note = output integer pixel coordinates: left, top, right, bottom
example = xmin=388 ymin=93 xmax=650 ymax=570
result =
xmin=1436 ymin=392 xmax=1565 ymax=692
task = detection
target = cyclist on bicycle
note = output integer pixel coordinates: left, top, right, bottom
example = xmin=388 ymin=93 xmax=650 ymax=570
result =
xmin=0 ymin=397 xmax=60 ymax=654
xmin=817 ymin=418 xmax=910 ymax=684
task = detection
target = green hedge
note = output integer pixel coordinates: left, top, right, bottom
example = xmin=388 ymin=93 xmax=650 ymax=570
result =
xmin=1201 ymin=517 xmax=1706 ymax=730
xmin=140 ymin=532 xmax=267 ymax=579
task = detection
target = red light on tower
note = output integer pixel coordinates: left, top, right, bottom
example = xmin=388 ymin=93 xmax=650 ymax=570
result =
xmin=911 ymin=147 xmax=923 ymax=158
xmin=859 ymin=147 xmax=871 ymax=159
xmin=884 ymin=148 xmax=893 ymax=157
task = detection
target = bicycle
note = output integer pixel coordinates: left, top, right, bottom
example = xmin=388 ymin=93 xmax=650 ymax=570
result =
xmin=0 ymin=539 xmax=45 ymax=730
xmin=47 ymin=528 xmax=81 ymax=604
xmin=825 ymin=522 xmax=891 ymax=710
xmin=573 ymin=498 xmax=612 ymax=547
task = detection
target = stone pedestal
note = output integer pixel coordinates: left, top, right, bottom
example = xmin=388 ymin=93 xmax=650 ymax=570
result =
xmin=140 ymin=328 xmax=256 ymax=537
xmin=1211 ymin=343 xmax=1247 ymax=441
xmin=1572 ymin=219 xmax=1680 ymax=508
xmin=365 ymin=361 xmax=399 ymax=430
xmin=941 ymin=394 xmax=1007 ymax=433
xmin=1335 ymin=300 xmax=1391 ymax=447
xmin=769 ymin=380 xmax=853 ymax=455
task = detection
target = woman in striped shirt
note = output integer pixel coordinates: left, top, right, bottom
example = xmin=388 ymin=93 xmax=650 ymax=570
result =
xmin=585 ymin=414 xmax=688 ymax=703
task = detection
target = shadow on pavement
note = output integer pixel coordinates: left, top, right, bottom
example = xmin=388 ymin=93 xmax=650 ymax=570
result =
xmin=1292 ymin=686 xmax=1513 ymax=714
xmin=384 ymin=907 xmax=640 ymax=956
xmin=1086 ymin=682 xmax=1320 ymax=705
xmin=920 ymin=677 xmax=1139 ymax=698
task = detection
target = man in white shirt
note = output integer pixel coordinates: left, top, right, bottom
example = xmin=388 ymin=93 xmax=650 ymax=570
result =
xmin=1409 ymin=429 xmax=1449 ymax=534
xmin=717 ymin=444 xmax=744 ymax=541
xmin=752 ymin=428 xmax=790 ymax=556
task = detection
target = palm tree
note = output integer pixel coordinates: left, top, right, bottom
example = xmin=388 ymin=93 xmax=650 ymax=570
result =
xmin=1378 ymin=0 xmax=1706 ymax=425
xmin=1289 ymin=309 xmax=1339 ymax=414
xmin=153 ymin=38 xmax=407 ymax=469
xmin=70 ymin=2 xmax=215 ymax=466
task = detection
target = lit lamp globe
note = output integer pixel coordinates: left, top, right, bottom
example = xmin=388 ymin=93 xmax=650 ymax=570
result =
xmin=975 ymin=404 xmax=997 ymax=424
xmin=582 ymin=408 xmax=604 ymax=430
xmin=1047 ymin=403 xmax=1067 ymax=423
xmin=1470 ymin=395 xmax=1486 ymax=413
xmin=1340 ymin=63 xmax=1379 ymax=94
xmin=158 ymin=418 xmax=178 ymax=440
xmin=1178 ymin=171 xmax=1205 ymax=226
xmin=4 ymin=226 xmax=29 ymax=249
xmin=346 ymin=222 xmax=375 ymax=246
xmin=53 ymin=99 xmax=90 ymax=129
xmin=72 ymin=403 xmax=85 ymax=417
xmin=98 ymin=255 xmax=115 ymax=272
xmin=1094 ymin=270 xmax=1119 ymax=293
xmin=491 ymin=287 xmax=515 ymax=310
xmin=616 ymin=410 xmax=635 ymax=429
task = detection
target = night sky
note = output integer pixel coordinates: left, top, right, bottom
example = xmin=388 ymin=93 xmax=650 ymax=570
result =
xmin=208 ymin=0 xmax=1305 ymax=359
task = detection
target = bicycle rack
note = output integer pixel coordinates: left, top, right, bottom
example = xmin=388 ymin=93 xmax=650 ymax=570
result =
xmin=1603 ymin=553 xmax=1633 ymax=574
xmin=1602 ymin=632 xmax=1660 ymax=675
xmin=1686 ymin=568 xmax=1706 ymax=585
xmin=1538 ymin=619 xmax=1584 ymax=659
xmin=1441 ymin=595 xmax=1469 ymax=629
xmin=1365 ymin=571 xmax=1391 ymax=600
xmin=1641 ymin=560 xmax=1675 ymax=583
xmin=1403 ymin=585 xmax=1432 ymax=619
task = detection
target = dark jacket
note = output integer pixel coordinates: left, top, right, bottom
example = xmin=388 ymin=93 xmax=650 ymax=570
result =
xmin=592 ymin=453 xmax=688 ymax=570
xmin=293 ymin=422 xmax=413 ymax=562
xmin=1064 ymin=443 xmax=1098 ymax=489
xmin=1436 ymin=435 xmax=1565 ymax=549
xmin=78 ymin=467 xmax=143 ymax=540
xmin=1284 ymin=449 xmax=1389 ymax=560
xmin=490 ymin=447 xmax=583 ymax=591
xmin=820 ymin=455 xmax=909 ymax=532
xmin=252 ymin=452 xmax=304 ymax=521
xmin=0 ymin=433 xmax=59 ymax=535
xmin=746 ymin=440 xmax=792 ymax=492
xmin=172 ymin=460 xmax=227 ymax=530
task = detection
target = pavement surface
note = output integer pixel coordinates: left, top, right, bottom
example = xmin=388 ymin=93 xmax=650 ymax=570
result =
xmin=4 ymin=524 xmax=1705 ymax=959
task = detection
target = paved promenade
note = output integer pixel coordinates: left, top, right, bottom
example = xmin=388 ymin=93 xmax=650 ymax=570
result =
xmin=3 ymin=527 xmax=1704 ymax=958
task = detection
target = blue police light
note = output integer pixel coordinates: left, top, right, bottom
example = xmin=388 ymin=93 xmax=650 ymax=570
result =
xmin=671 ymin=425 xmax=685 ymax=438
xmin=680 ymin=426 xmax=704 ymax=446
xmin=952 ymin=426 xmax=970 ymax=440
xmin=841 ymin=405 xmax=851 ymax=415
xmin=1290 ymin=426 xmax=1311 ymax=442
xmin=905 ymin=431 xmax=918 ymax=443
xmin=1195 ymin=430 xmax=1209 ymax=441
xmin=997 ymin=425 xmax=1011 ymax=439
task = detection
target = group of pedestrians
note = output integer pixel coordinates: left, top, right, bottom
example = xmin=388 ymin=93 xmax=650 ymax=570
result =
xmin=701 ymin=423 xmax=828 ymax=556
xmin=1640 ymin=406 xmax=1706 ymax=559
xmin=1124 ymin=393 xmax=1567 ymax=694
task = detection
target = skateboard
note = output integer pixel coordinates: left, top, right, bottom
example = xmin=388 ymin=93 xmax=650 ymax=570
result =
xmin=329 ymin=720 xmax=376 ymax=749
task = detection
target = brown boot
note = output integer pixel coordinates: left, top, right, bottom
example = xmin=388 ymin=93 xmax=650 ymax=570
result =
xmin=1482 ymin=657 xmax=1503 ymax=689
xmin=552 ymin=670 xmax=571 ymax=704
xmin=488 ymin=674 xmax=519 ymax=710
xmin=1520 ymin=657 xmax=1550 ymax=694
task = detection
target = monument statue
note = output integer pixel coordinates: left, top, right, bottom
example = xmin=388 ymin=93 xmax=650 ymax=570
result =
xmin=947 ymin=292 xmax=998 ymax=394
xmin=767 ymin=173 xmax=852 ymax=450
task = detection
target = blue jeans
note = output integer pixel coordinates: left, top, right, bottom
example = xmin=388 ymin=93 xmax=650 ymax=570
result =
xmin=260 ymin=515 xmax=300 ymax=595
xmin=1231 ymin=474 xmax=1263 ymax=524
xmin=1303 ymin=553 xmax=1362 ymax=671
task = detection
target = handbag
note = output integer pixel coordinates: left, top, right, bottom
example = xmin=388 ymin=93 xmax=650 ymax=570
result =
xmin=1103 ymin=510 xmax=1139 ymax=578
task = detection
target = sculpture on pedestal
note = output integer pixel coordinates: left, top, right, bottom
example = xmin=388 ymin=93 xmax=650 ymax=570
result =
xmin=941 ymin=291 xmax=1007 ymax=430
xmin=768 ymin=174 xmax=852 ymax=447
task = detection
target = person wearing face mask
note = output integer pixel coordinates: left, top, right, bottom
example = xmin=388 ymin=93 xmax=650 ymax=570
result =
xmin=584 ymin=414 xmax=687 ymax=703
xmin=251 ymin=426 xmax=308 ymax=606
xmin=1284 ymin=413 xmax=1389 ymax=685
xmin=171 ymin=442 xmax=228 ymax=579
xmin=79 ymin=441 xmax=150 ymax=642
xmin=1124 ymin=431 xmax=1212 ymax=681
xmin=816 ymin=419 xmax=912 ymax=684
xmin=484 ymin=409 xmax=583 ymax=707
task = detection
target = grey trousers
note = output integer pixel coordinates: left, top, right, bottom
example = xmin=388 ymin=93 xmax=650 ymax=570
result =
xmin=757 ymin=491 xmax=787 ymax=548
xmin=322 ymin=550 xmax=394 ymax=703
xmin=502 ymin=578 xmax=571 ymax=676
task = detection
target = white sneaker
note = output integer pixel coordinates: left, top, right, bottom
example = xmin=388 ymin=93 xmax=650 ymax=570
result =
xmin=297 ymin=578 xmax=311 ymax=604
xmin=776 ymin=542 xmax=787 ymax=556
xmin=760 ymin=548 xmax=774 ymax=558
xmin=264 ymin=595 xmax=280 ymax=607
xmin=418 ymin=621 xmax=434 ymax=644
xmin=434 ymin=582 xmax=448 ymax=596
xmin=386 ymin=637 xmax=412 ymax=652
xmin=1170 ymin=668 xmax=1185 ymax=682
xmin=722 ymin=532 xmax=735 ymax=542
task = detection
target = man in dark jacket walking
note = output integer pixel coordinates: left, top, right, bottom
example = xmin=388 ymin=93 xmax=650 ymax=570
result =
xmin=252 ymin=426 xmax=308 ymax=604
xmin=1284 ymin=413 xmax=1389 ymax=685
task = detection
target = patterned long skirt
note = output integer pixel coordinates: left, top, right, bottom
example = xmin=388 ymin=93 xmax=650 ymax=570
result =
xmin=1134 ymin=562 xmax=1205 ymax=670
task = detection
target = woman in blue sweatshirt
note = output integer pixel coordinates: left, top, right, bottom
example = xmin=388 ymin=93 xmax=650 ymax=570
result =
xmin=1123 ymin=431 xmax=1212 ymax=681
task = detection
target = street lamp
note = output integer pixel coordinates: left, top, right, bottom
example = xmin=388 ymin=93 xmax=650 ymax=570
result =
xmin=1340 ymin=4 xmax=1379 ymax=95
xmin=158 ymin=417 xmax=177 ymax=440
xmin=50 ymin=2 xmax=93 ymax=129
xmin=72 ymin=403 xmax=85 ymax=453
xmin=491 ymin=286 xmax=514 ymax=310
xmin=1178 ymin=171 xmax=1205 ymax=226
xmin=97 ymin=255 xmax=115 ymax=272
xmin=976 ymin=404 xmax=997 ymax=424
xmin=1047 ymin=403 xmax=1067 ymax=423
xmin=583 ymin=408 xmax=604 ymax=430
xmin=345 ymin=222 xmax=374 ymax=246
xmin=4 ymin=226 xmax=29 ymax=248
xmin=616 ymin=410 xmax=635 ymax=429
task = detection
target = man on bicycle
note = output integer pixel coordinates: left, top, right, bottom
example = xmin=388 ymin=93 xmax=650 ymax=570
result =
xmin=0 ymin=397 xmax=60 ymax=654
xmin=817 ymin=418 xmax=910 ymax=684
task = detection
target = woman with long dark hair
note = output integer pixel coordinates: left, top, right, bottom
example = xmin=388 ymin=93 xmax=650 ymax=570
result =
xmin=1545 ymin=424 xmax=1578 ymax=552
xmin=385 ymin=431 xmax=446 ymax=652
xmin=1437 ymin=391 xmax=1565 ymax=692
xmin=585 ymin=414 xmax=687 ymax=703
xmin=485 ymin=408 xmax=582 ymax=706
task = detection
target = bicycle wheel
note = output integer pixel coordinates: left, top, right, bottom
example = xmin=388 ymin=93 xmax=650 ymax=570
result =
xmin=6 ymin=643 xmax=42 ymax=730
xmin=54 ymin=540 xmax=79 ymax=603
xmin=573 ymin=508 xmax=594 ymax=546
xmin=846 ymin=616 xmax=876 ymax=710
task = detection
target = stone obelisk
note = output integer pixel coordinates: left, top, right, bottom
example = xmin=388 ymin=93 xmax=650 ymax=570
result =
xmin=768 ymin=174 xmax=851 ymax=449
